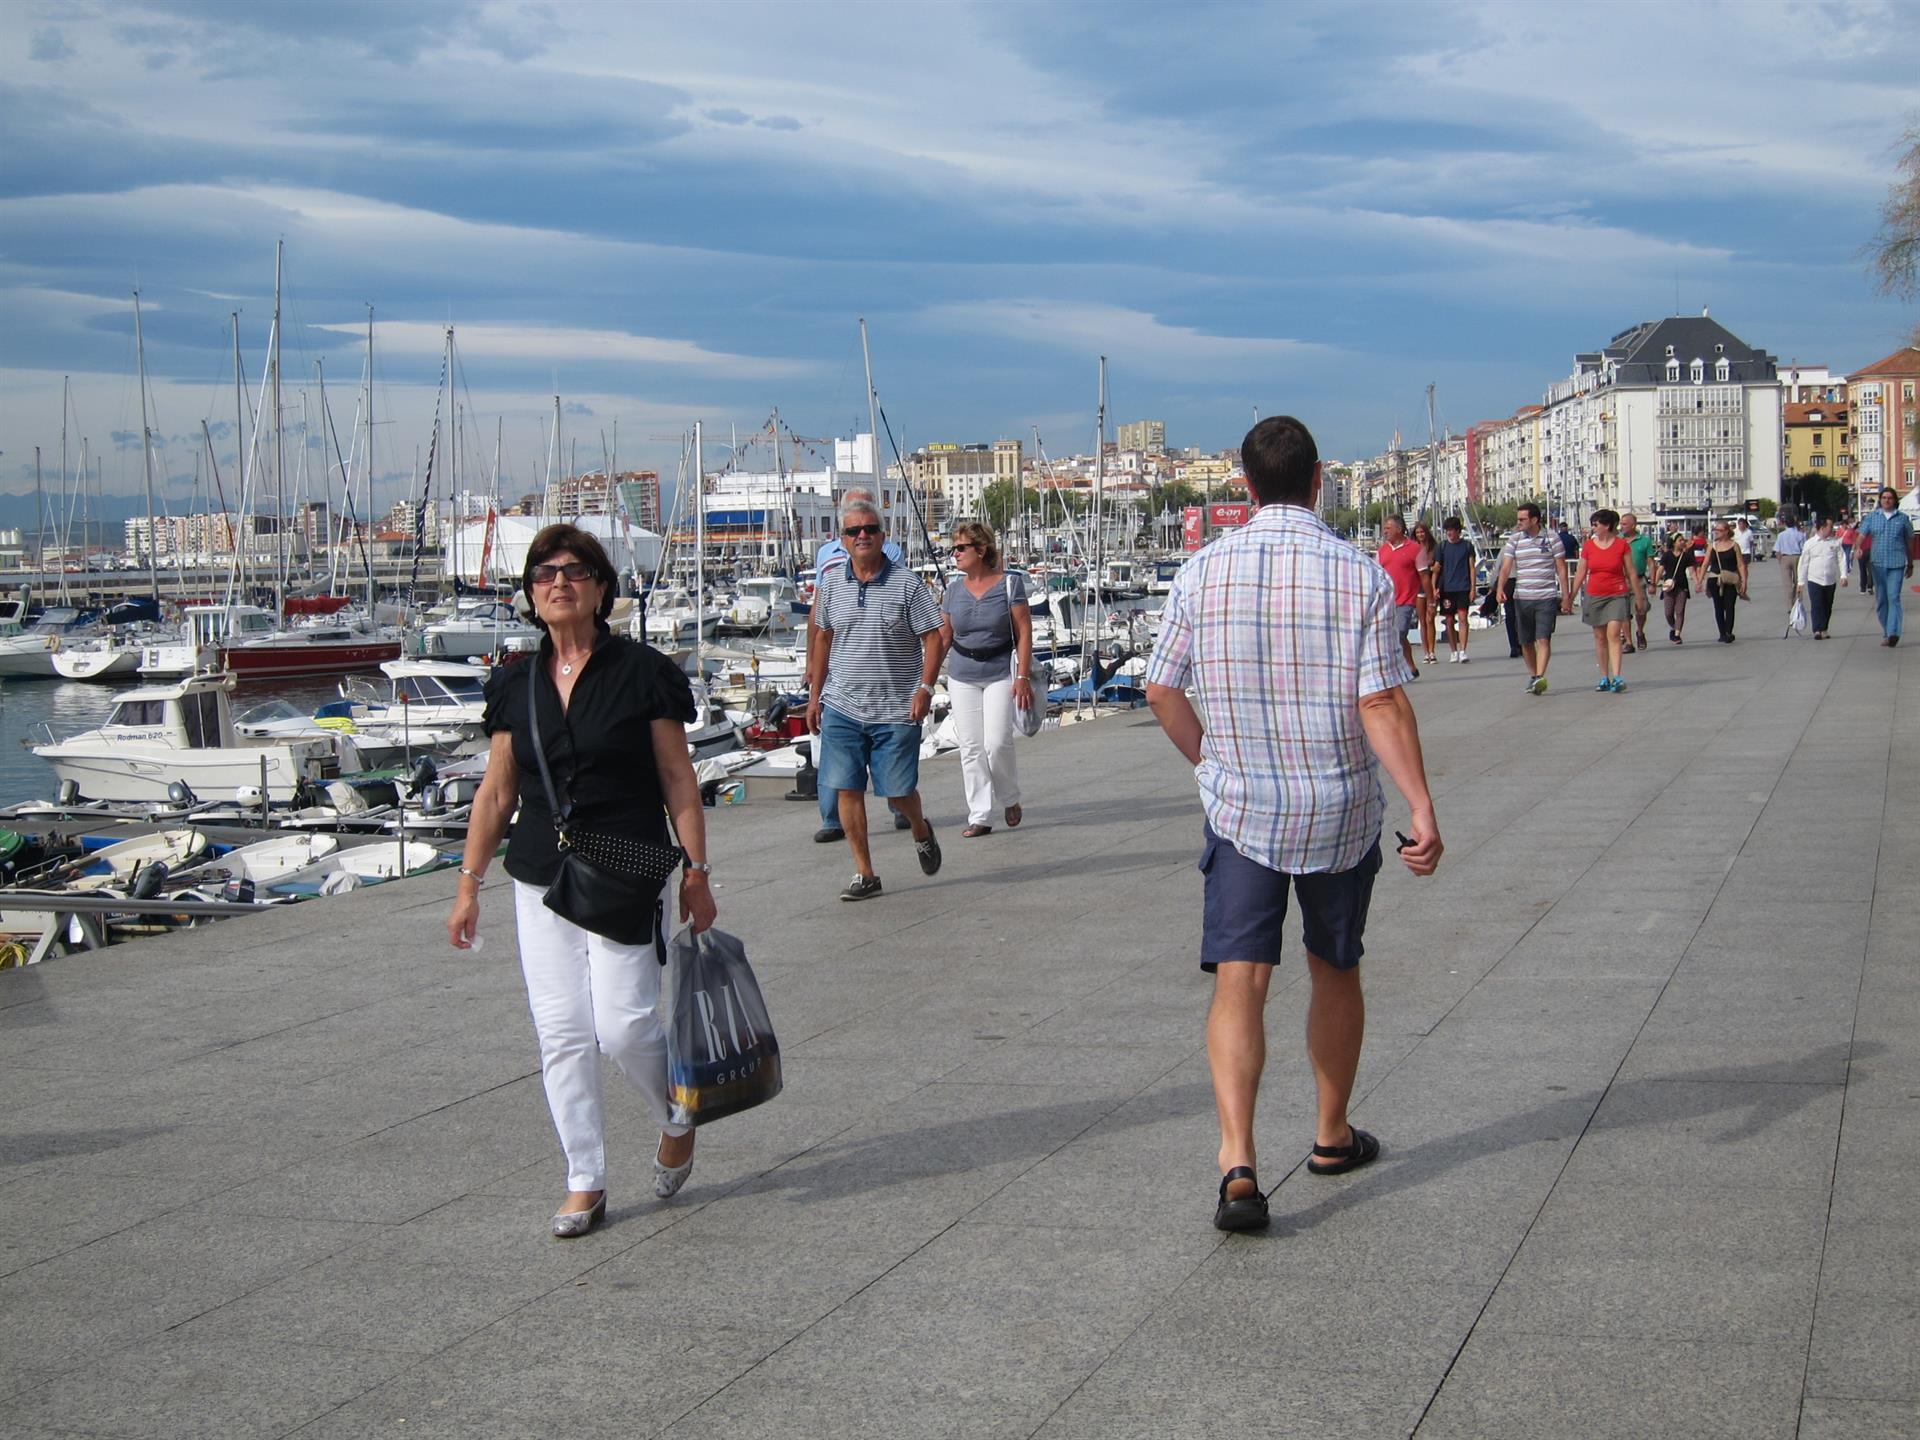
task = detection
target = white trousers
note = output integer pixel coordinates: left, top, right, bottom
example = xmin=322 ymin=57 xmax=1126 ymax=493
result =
xmin=949 ymin=673 xmax=1020 ymax=827
xmin=513 ymin=880 xmax=687 ymax=1193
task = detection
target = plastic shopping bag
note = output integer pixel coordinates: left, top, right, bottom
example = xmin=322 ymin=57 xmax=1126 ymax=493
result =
xmin=1787 ymin=597 xmax=1807 ymax=636
xmin=664 ymin=924 xmax=783 ymax=1127
xmin=1014 ymin=661 xmax=1049 ymax=738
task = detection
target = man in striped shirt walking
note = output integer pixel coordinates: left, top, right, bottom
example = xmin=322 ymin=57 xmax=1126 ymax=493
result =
xmin=1493 ymin=502 xmax=1573 ymax=695
xmin=805 ymin=499 xmax=946 ymax=901
xmin=1146 ymin=416 xmax=1443 ymax=1233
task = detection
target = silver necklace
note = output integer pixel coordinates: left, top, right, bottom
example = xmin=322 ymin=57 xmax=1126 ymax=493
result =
xmin=559 ymin=661 xmax=573 ymax=676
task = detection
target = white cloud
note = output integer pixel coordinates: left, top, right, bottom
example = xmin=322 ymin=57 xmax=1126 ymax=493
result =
xmin=311 ymin=320 xmax=816 ymax=380
xmin=922 ymin=301 xmax=1325 ymax=375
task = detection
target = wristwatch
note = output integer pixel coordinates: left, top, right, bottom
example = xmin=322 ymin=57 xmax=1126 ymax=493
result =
xmin=685 ymin=860 xmax=713 ymax=876
xmin=916 ymin=682 xmax=934 ymax=695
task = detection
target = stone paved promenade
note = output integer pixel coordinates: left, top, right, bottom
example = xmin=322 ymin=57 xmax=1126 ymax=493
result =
xmin=4 ymin=590 xmax=1918 ymax=1439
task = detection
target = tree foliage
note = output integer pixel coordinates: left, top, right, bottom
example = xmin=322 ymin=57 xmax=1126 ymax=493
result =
xmin=1782 ymin=472 xmax=1852 ymax=523
xmin=1870 ymin=121 xmax=1920 ymax=308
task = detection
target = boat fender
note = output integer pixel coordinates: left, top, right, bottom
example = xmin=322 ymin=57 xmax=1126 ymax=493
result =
xmin=46 ymin=636 xmax=59 ymax=653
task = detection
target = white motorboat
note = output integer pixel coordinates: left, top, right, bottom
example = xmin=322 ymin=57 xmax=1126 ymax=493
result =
xmin=722 ymin=576 xmax=801 ymax=634
xmin=418 ymin=598 xmax=540 ymax=659
xmin=640 ymin=586 xmax=719 ymax=648
xmin=233 ymin=696 xmax=462 ymax=769
xmin=0 ymin=607 xmax=97 ymax=679
xmin=334 ymin=659 xmax=490 ymax=735
xmin=28 ymin=672 xmax=337 ymax=804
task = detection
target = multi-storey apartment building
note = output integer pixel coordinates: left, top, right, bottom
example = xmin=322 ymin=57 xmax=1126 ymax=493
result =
xmin=1783 ymin=401 xmax=1850 ymax=480
xmin=1535 ymin=314 xmax=1783 ymax=517
xmin=1117 ymin=419 xmax=1166 ymax=454
xmin=908 ymin=439 xmax=1022 ymax=520
xmin=1846 ymin=346 xmax=1920 ymax=503
xmin=1468 ymin=407 xmax=1543 ymax=506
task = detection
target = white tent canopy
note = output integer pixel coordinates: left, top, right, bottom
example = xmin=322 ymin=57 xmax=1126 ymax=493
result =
xmin=446 ymin=514 xmax=664 ymax=584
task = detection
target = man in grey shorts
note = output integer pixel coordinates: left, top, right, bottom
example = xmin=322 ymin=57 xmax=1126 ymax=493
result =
xmin=1494 ymin=502 xmax=1572 ymax=695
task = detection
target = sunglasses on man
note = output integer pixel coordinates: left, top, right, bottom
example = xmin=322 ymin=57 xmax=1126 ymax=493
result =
xmin=843 ymin=523 xmax=882 ymax=538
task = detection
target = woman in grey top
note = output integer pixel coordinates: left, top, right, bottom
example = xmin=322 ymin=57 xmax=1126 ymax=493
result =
xmin=938 ymin=521 xmax=1035 ymax=837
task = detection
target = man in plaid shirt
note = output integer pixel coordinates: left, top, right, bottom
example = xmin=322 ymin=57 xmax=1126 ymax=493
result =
xmin=1145 ymin=415 xmax=1443 ymax=1233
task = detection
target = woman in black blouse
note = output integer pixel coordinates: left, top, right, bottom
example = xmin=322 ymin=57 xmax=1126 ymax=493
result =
xmin=447 ymin=525 xmax=716 ymax=1238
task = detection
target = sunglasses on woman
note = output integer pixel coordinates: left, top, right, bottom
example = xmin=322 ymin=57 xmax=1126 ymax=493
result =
xmin=950 ymin=542 xmax=977 ymax=555
xmin=530 ymin=561 xmax=593 ymax=585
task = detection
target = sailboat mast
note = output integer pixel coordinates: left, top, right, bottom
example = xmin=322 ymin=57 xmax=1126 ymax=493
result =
xmin=33 ymin=447 xmax=45 ymax=592
xmin=859 ymin=316 xmax=882 ymax=547
xmin=57 ymin=378 xmax=70 ymax=601
xmin=1090 ymin=355 xmax=1107 ymax=705
xmin=232 ymin=312 xmax=248 ymax=603
xmin=271 ymin=239 xmax=287 ymax=609
xmin=131 ymin=288 xmax=162 ymax=605
xmin=693 ymin=419 xmax=706 ymax=674
xmin=364 ymin=305 xmax=376 ymax=616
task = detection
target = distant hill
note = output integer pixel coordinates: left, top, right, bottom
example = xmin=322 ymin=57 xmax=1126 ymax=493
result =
xmin=0 ymin=490 xmax=153 ymax=536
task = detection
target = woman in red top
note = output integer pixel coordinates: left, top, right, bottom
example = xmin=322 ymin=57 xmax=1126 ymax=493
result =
xmin=1570 ymin=509 xmax=1645 ymax=693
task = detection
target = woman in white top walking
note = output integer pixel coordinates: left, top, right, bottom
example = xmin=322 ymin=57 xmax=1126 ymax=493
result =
xmin=1795 ymin=516 xmax=1850 ymax=640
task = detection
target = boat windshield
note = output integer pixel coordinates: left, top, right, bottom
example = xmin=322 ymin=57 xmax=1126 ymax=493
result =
xmin=235 ymin=699 xmax=307 ymax=725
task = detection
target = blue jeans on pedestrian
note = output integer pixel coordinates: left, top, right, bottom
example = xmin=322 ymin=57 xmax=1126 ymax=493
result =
xmin=1873 ymin=565 xmax=1905 ymax=638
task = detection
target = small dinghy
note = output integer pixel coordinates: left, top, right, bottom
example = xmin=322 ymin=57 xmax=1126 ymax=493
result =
xmin=174 ymin=833 xmax=340 ymax=884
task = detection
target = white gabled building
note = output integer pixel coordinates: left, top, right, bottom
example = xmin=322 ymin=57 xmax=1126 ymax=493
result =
xmin=1535 ymin=314 xmax=1782 ymax=519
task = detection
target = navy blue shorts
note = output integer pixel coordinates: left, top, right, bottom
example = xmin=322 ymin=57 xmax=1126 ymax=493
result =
xmin=1198 ymin=824 xmax=1382 ymax=972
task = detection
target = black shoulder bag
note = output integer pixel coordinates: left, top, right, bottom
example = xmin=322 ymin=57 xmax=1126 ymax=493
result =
xmin=526 ymin=670 xmax=683 ymax=944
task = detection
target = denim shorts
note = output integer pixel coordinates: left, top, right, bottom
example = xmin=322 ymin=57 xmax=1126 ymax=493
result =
xmin=818 ymin=705 xmax=922 ymax=798
xmin=1394 ymin=603 xmax=1418 ymax=639
xmin=1198 ymin=823 xmax=1383 ymax=972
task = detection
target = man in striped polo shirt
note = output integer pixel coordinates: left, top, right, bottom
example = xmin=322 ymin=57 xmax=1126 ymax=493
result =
xmin=804 ymin=499 xmax=945 ymax=901
xmin=1494 ymin=502 xmax=1572 ymax=695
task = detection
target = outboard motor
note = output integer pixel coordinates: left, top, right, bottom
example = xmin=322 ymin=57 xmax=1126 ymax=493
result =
xmin=56 ymin=779 xmax=80 ymax=808
xmin=166 ymin=780 xmax=199 ymax=809
xmin=129 ymin=862 xmax=170 ymax=900
xmin=406 ymin=756 xmax=439 ymax=798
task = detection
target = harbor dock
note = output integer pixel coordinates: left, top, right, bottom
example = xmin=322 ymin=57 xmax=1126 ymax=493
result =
xmin=3 ymin=601 xmax=1917 ymax=1439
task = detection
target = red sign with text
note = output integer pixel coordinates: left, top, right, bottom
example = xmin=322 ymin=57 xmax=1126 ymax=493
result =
xmin=1182 ymin=507 xmax=1204 ymax=550
xmin=1207 ymin=503 xmax=1251 ymax=529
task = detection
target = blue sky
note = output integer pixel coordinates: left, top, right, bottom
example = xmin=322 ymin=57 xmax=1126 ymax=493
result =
xmin=1 ymin=0 xmax=1916 ymax=517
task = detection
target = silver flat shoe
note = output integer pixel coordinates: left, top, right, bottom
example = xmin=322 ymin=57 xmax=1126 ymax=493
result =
xmin=550 ymin=1193 xmax=606 ymax=1238
xmin=654 ymin=1142 xmax=694 ymax=1200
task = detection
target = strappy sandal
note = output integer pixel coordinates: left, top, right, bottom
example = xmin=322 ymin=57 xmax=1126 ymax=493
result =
xmin=1213 ymin=1166 xmax=1269 ymax=1232
xmin=1306 ymin=1126 xmax=1380 ymax=1177
xmin=1003 ymin=805 xmax=1023 ymax=828
xmin=961 ymin=824 xmax=993 ymax=838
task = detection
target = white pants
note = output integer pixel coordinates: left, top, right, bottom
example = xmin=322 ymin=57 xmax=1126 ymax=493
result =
xmin=513 ymin=880 xmax=687 ymax=1193
xmin=949 ymin=673 xmax=1020 ymax=828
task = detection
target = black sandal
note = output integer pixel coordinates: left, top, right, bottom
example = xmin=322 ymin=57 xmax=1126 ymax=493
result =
xmin=1212 ymin=1166 xmax=1269 ymax=1232
xmin=1306 ymin=1127 xmax=1380 ymax=1177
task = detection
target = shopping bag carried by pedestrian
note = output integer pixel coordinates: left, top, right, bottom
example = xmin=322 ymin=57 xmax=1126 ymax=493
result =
xmin=1014 ymin=660 xmax=1050 ymax=738
xmin=1786 ymin=597 xmax=1808 ymax=638
xmin=663 ymin=924 xmax=782 ymax=1127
